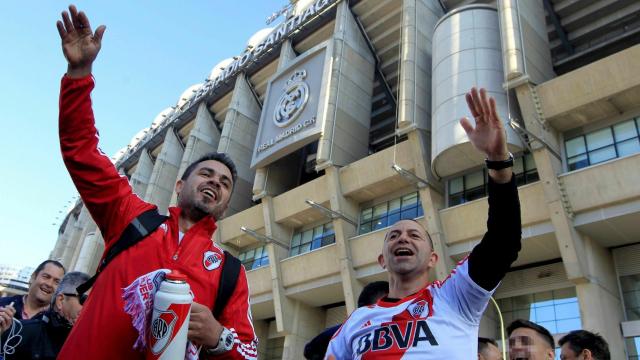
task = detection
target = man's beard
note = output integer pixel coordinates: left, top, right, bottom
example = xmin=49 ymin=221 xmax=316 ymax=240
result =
xmin=191 ymin=198 xmax=225 ymax=221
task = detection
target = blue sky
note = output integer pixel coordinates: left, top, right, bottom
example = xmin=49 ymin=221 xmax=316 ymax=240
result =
xmin=0 ymin=1 xmax=285 ymax=267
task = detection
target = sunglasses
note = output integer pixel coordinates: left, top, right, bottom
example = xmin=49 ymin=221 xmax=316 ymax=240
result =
xmin=63 ymin=293 xmax=88 ymax=305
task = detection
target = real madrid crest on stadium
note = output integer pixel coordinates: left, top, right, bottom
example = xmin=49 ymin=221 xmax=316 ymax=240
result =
xmin=273 ymin=69 xmax=309 ymax=128
xmin=203 ymin=251 xmax=222 ymax=271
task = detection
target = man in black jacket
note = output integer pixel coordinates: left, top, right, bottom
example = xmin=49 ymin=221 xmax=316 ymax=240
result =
xmin=1 ymin=271 xmax=89 ymax=360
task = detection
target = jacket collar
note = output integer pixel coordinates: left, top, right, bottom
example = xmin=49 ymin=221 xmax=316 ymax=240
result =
xmin=168 ymin=207 xmax=218 ymax=237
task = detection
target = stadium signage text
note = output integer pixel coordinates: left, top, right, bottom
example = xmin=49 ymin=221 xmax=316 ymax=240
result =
xmin=181 ymin=0 xmax=337 ymax=112
xmin=257 ymin=117 xmax=316 ymax=153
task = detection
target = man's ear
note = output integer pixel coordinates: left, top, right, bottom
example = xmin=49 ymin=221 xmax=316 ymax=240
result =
xmin=378 ymin=254 xmax=386 ymax=269
xmin=55 ymin=294 xmax=64 ymax=312
xmin=175 ymin=179 xmax=184 ymax=198
xmin=581 ymin=349 xmax=593 ymax=360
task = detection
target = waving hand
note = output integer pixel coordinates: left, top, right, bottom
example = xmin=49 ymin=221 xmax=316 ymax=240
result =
xmin=460 ymin=87 xmax=512 ymax=183
xmin=56 ymin=5 xmax=106 ymax=78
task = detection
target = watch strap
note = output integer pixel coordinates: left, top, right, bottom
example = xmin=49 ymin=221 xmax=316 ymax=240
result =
xmin=485 ymin=152 xmax=514 ymax=170
xmin=205 ymin=327 xmax=234 ymax=355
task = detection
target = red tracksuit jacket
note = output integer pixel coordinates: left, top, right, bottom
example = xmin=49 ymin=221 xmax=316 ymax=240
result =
xmin=57 ymin=75 xmax=258 ymax=360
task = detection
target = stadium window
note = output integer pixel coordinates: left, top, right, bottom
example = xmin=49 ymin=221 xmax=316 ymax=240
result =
xmin=497 ymin=287 xmax=582 ymax=336
xmin=566 ymin=117 xmax=640 ymax=171
xmin=626 ymin=336 xmax=640 ymax=360
xmin=620 ymin=273 xmax=640 ymax=321
xmin=290 ymin=221 xmax=335 ymax=256
xmin=238 ymin=245 xmax=269 ymax=270
xmin=447 ymin=153 xmax=539 ymax=207
xmin=358 ymin=192 xmax=424 ymax=235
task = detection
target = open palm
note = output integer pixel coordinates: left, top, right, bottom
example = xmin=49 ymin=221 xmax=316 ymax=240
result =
xmin=56 ymin=5 xmax=105 ymax=75
xmin=459 ymin=87 xmax=509 ymax=160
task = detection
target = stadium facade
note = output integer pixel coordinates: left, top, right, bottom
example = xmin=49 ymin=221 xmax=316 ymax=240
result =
xmin=51 ymin=0 xmax=640 ymax=358
xmin=0 ymin=264 xmax=34 ymax=297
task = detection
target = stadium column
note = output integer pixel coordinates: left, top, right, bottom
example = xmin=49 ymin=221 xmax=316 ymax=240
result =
xmin=130 ymin=149 xmax=155 ymax=199
xmin=260 ymin=195 xmax=296 ymax=335
xmin=69 ymin=219 xmax=96 ymax=271
xmin=50 ymin=212 xmax=75 ymax=262
xmin=169 ymin=102 xmax=221 ymax=207
xmin=514 ymin=83 xmax=625 ymax=357
xmin=281 ymin=300 xmax=325 ymax=360
xmin=397 ymin=0 xmax=450 ymax=279
xmin=60 ymin=206 xmax=90 ymax=268
xmin=253 ymin=39 xmax=297 ymax=200
xmin=325 ymin=166 xmax=362 ymax=314
xmin=73 ymin=231 xmax=104 ymax=275
xmin=315 ymin=0 xmax=374 ymax=170
xmin=217 ymin=73 xmax=259 ymax=215
xmin=144 ymin=128 xmax=184 ymax=214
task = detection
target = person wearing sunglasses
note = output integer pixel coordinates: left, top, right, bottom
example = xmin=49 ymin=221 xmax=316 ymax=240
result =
xmin=1 ymin=271 xmax=89 ymax=360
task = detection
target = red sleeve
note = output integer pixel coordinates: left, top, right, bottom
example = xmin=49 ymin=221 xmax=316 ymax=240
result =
xmin=59 ymin=75 xmax=154 ymax=248
xmin=209 ymin=266 xmax=258 ymax=360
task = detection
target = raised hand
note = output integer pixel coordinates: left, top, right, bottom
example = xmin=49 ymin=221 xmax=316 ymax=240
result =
xmin=460 ymin=87 xmax=512 ymax=183
xmin=56 ymin=5 xmax=106 ymax=78
xmin=0 ymin=304 xmax=16 ymax=334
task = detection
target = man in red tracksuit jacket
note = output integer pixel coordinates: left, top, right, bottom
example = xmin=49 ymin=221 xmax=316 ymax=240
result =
xmin=55 ymin=6 xmax=258 ymax=359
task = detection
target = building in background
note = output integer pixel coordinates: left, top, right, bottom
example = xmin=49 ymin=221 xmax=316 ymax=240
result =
xmin=0 ymin=264 xmax=34 ymax=297
xmin=50 ymin=0 xmax=640 ymax=358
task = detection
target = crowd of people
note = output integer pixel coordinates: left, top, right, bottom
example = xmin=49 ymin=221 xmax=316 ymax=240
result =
xmin=0 ymin=4 xmax=618 ymax=360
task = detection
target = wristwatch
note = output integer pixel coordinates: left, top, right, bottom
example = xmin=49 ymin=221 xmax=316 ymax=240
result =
xmin=205 ymin=327 xmax=234 ymax=355
xmin=485 ymin=152 xmax=514 ymax=170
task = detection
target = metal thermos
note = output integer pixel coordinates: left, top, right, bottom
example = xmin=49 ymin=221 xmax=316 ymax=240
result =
xmin=146 ymin=271 xmax=192 ymax=360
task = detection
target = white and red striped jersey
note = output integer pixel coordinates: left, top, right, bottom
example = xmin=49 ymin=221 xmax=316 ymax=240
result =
xmin=325 ymin=259 xmax=493 ymax=359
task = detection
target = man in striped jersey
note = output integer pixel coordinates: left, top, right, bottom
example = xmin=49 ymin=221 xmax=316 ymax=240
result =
xmin=326 ymin=87 xmax=522 ymax=359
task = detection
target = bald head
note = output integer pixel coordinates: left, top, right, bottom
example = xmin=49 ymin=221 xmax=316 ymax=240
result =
xmin=384 ymin=219 xmax=433 ymax=250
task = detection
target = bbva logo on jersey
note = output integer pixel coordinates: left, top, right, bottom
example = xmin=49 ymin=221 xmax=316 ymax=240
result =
xmin=354 ymin=320 xmax=439 ymax=355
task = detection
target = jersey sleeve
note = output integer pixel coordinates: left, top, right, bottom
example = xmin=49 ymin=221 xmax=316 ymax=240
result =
xmin=210 ymin=266 xmax=258 ymax=360
xmin=324 ymin=322 xmax=350 ymax=360
xmin=434 ymin=258 xmax=494 ymax=325
xmin=59 ymin=75 xmax=154 ymax=248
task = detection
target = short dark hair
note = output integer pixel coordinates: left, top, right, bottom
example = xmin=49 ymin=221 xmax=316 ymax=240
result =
xmin=180 ymin=152 xmax=238 ymax=187
xmin=357 ymin=281 xmax=389 ymax=307
xmin=33 ymin=260 xmax=65 ymax=278
xmin=478 ymin=337 xmax=498 ymax=354
xmin=559 ymin=330 xmax=610 ymax=360
xmin=507 ymin=319 xmax=555 ymax=349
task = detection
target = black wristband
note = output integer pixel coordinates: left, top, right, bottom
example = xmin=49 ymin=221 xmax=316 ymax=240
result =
xmin=485 ymin=153 xmax=514 ymax=170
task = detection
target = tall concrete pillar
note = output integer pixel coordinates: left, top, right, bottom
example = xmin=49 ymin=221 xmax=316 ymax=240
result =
xmin=574 ymin=236 xmax=625 ymax=359
xmin=218 ymin=73 xmax=261 ymax=215
xmin=515 ymin=82 xmax=625 ymax=357
xmin=50 ymin=213 xmax=76 ymax=261
xmin=406 ymin=130 xmax=451 ymax=280
xmin=498 ymin=0 xmax=555 ymax=84
xmin=316 ymin=0 xmax=375 ymax=170
xmin=60 ymin=206 xmax=90 ymax=268
xmin=324 ymin=166 xmax=362 ymax=314
xmin=253 ymin=320 xmax=270 ymax=360
xmin=253 ymin=40 xmax=298 ymax=200
xmin=73 ymin=230 xmax=104 ymax=274
xmin=144 ymin=128 xmax=184 ymax=214
xmin=261 ymin=196 xmax=295 ymax=334
xmin=397 ymin=0 xmax=443 ymax=132
xmin=170 ymin=102 xmax=221 ymax=207
xmin=69 ymin=221 xmax=97 ymax=270
xmin=130 ymin=149 xmax=154 ymax=199
xmin=281 ymin=301 xmax=324 ymax=360
xmin=395 ymin=0 xmax=451 ymax=278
